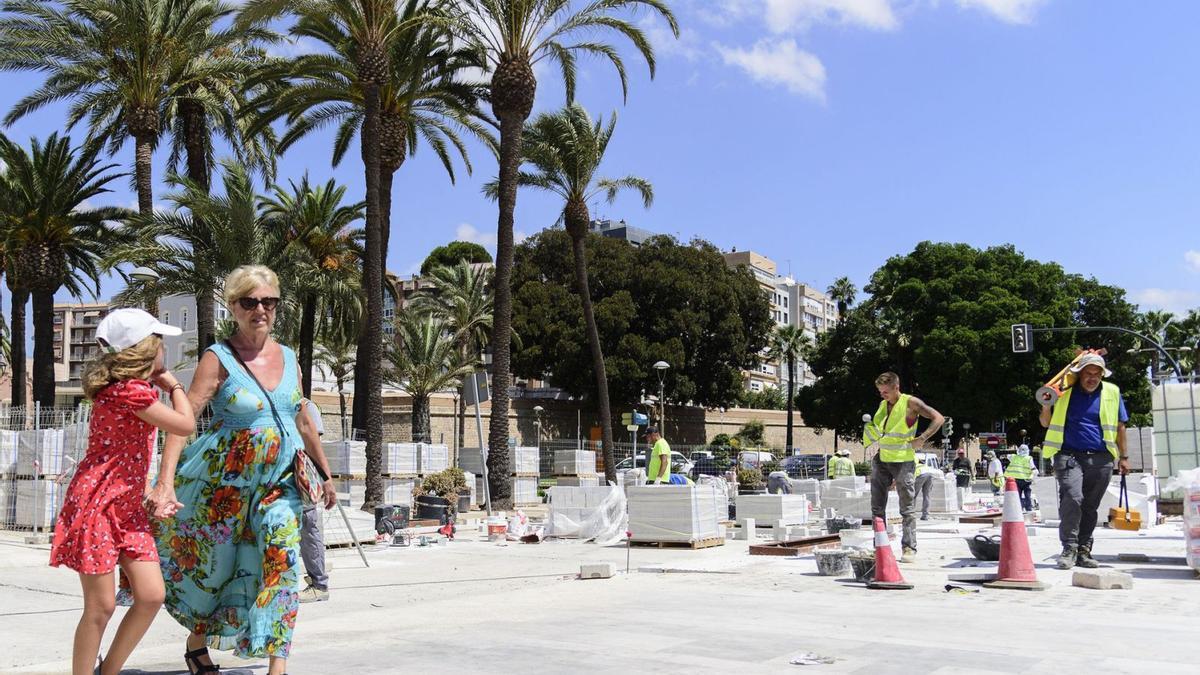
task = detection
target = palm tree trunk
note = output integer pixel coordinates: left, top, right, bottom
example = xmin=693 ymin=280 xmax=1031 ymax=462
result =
xmin=299 ymin=293 xmax=316 ymax=397
xmin=134 ymin=133 xmax=155 ymax=217
xmin=570 ymin=232 xmax=617 ymax=484
xmin=337 ymin=377 xmax=348 ymax=438
xmin=182 ymin=100 xmax=215 ymax=352
xmin=351 ymin=170 xmax=395 ymax=436
xmin=195 ymin=291 xmax=216 ymax=353
xmin=785 ymin=353 xmax=795 ymax=452
xmin=31 ymin=289 xmax=55 ymax=407
xmin=351 ymin=337 xmax=369 ymax=434
xmin=486 ymin=113 xmax=525 ymax=509
xmin=412 ymin=394 xmax=431 ymax=444
xmin=8 ymin=286 xmax=28 ymax=407
xmin=360 ymin=80 xmax=386 ymax=510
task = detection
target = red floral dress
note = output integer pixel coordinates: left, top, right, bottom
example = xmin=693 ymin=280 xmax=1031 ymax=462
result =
xmin=50 ymin=379 xmax=160 ymax=574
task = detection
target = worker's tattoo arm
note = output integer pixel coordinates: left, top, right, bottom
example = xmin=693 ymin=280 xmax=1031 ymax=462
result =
xmin=909 ymin=397 xmax=945 ymax=444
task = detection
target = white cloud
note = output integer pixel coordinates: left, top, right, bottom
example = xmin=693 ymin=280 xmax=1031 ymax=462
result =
xmin=642 ymin=17 xmax=704 ymax=62
xmin=765 ymin=0 xmax=900 ymax=33
xmin=1130 ymin=288 xmax=1200 ymax=316
xmin=453 ymin=223 xmax=529 ymax=255
xmin=266 ymin=36 xmax=325 ymax=59
xmin=715 ymin=39 xmax=827 ymax=101
xmin=1185 ymin=249 xmax=1200 ymax=273
xmin=955 ymin=0 xmax=1048 ymax=25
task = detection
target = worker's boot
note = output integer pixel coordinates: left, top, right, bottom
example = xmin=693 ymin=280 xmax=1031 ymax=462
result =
xmin=1056 ymin=546 xmax=1078 ymax=570
xmin=1076 ymin=545 xmax=1100 ymax=568
xmin=900 ymin=547 xmax=917 ymax=564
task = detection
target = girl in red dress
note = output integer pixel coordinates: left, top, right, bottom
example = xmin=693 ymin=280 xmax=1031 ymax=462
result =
xmin=50 ymin=308 xmax=195 ymax=675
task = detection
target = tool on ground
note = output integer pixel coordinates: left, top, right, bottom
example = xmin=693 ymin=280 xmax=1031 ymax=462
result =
xmin=866 ymin=517 xmax=913 ymax=590
xmin=1035 ymin=348 xmax=1106 ymax=406
xmin=1109 ymin=475 xmax=1142 ymax=531
xmin=983 ymin=478 xmax=1048 ymax=591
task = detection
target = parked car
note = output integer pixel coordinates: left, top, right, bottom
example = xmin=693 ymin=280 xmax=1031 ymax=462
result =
xmin=780 ymin=453 xmax=828 ymax=478
xmin=914 ymin=452 xmax=942 ymax=472
xmin=615 ymin=451 xmax=694 ymax=476
xmin=737 ymin=450 xmax=777 ymax=469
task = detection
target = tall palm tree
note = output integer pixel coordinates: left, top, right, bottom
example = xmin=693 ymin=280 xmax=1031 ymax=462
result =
xmin=104 ymin=161 xmax=289 ymax=324
xmin=259 ymin=175 xmax=365 ymax=395
xmin=827 ymin=276 xmax=856 ymax=324
xmin=245 ymin=0 xmax=492 ymax=442
xmin=241 ymin=0 xmax=436 ymax=509
xmin=448 ymin=0 xmax=678 ymax=506
xmin=314 ymin=331 xmax=356 ymax=437
xmin=385 ymin=312 xmax=472 ymax=443
xmin=489 ymin=102 xmax=652 ymax=484
xmin=0 ymin=133 xmax=129 ymax=406
xmin=1167 ymin=309 xmax=1200 ymax=375
xmin=768 ymin=325 xmax=812 ymax=453
xmin=0 ymin=0 xmax=260 ymax=217
xmin=408 ymin=260 xmax=493 ymax=453
xmin=1138 ymin=309 xmax=1175 ymax=380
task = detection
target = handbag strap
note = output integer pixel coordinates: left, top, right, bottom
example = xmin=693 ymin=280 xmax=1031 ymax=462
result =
xmin=224 ymin=340 xmax=326 ymax=481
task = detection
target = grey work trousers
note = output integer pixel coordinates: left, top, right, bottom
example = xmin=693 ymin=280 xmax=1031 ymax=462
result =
xmin=913 ymin=472 xmax=934 ymax=517
xmin=870 ymin=457 xmax=917 ymax=551
xmin=301 ymin=505 xmax=329 ymax=590
xmin=1054 ymin=451 xmax=1114 ymax=550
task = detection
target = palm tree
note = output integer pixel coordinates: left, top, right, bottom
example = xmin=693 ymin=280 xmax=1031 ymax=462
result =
xmin=408 ymin=260 xmax=493 ymax=453
xmin=0 ymin=134 xmax=26 ymax=406
xmin=827 ymin=276 xmax=856 ymax=324
xmin=1168 ymin=309 xmax=1200 ymax=375
xmin=104 ymin=161 xmax=289 ymax=325
xmin=385 ymin=312 xmax=472 ymax=443
xmin=448 ymin=0 xmax=678 ymax=506
xmin=1138 ymin=310 xmax=1175 ymax=380
xmin=768 ymin=325 xmax=812 ymax=453
xmin=245 ymin=0 xmax=492 ymax=442
xmin=0 ymin=133 xmax=129 ymax=406
xmin=259 ymin=175 xmax=365 ymax=395
xmin=0 ymin=0 xmax=264 ymax=217
xmin=314 ymin=331 xmax=356 ymax=438
xmin=489 ymin=102 xmax=652 ymax=484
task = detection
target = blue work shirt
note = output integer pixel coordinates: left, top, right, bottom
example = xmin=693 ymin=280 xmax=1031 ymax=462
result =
xmin=1063 ymin=382 xmax=1128 ymax=452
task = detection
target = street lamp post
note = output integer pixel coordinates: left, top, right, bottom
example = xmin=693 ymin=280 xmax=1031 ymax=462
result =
xmin=130 ymin=266 xmax=160 ymax=317
xmin=533 ymin=405 xmax=544 ymax=457
xmin=653 ymin=361 xmax=669 ymax=434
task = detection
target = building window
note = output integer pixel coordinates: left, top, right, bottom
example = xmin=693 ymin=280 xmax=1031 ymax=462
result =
xmin=163 ymin=312 xmax=171 ymax=326
xmin=750 ymin=381 xmax=762 ymax=392
xmin=181 ymin=309 xmax=189 ymax=331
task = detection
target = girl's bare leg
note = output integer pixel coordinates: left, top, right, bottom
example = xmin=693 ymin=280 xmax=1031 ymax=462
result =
xmin=100 ymin=557 xmax=164 ymax=674
xmin=74 ymin=572 xmax=115 ymax=675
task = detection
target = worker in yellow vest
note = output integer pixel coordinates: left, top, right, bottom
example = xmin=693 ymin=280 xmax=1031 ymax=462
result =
xmin=863 ymin=371 xmax=945 ymax=563
xmin=827 ymin=449 xmax=855 ymax=478
xmin=1038 ymin=353 xmax=1130 ymax=570
xmin=913 ymin=458 xmax=937 ymax=521
xmin=1003 ymin=444 xmax=1038 ymax=512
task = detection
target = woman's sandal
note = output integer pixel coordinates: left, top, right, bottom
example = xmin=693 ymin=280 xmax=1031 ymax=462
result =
xmin=93 ymin=654 xmax=103 ymax=675
xmin=184 ymin=646 xmax=221 ymax=674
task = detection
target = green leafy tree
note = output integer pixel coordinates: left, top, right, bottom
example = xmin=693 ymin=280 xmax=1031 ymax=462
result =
xmin=420 ymin=241 xmax=492 ymax=276
xmin=0 ymin=133 xmax=130 ymax=405
xmin=511 ymin=230 xmax=772 ymax=415
xmin=408 ymin=260 xmax=492 ymax=451
xmin=490 ymin=102 xmax=651 ymax=484
xmin=1167 ymin=309 xmax=1200 ymax=375
xmin=737 ymin=387 xmax=785 ymax=411
xmin=768 ymin=324 xmax=812 ymax=451
xmin=314 ymin=331 xmax=356 ymax=437
xmin=446 ymin=0 xmax=678 ymax=508
xmin=798 ymin=242 xmax=1150 ymax=448
xmin=1136 ymin=309 xmax=1175 ymax=381
xmin=384 ymin=312 xmax=472 ymax=443
xmin=259 ymin=175 xmax=365 ymax=395
xmin=826 ymin=276 xmax=856 ymax=324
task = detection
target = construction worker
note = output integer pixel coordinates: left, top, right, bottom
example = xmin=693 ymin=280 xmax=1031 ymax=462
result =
xmin=863 ymin=371 xmax=945 ymax=563
xmin=1039 ymin=353 xmax=1130 ymax=570
xmin=951 ymin=448 xmax=973 ymax=489
xmin=1004 ymin=444 xmax=1039 ymax=512
xmin=913 ymin=457 xmax=937 ymax=520
xmin=827 ymin=449 xmax=855 ymax=478
xmin=299 ymin=398 xmax=330 ymax=603
xmin=643 ymin=426 xmax=672 ymax=485
xmin=986 ymin=451 xmax=1004 ymax=496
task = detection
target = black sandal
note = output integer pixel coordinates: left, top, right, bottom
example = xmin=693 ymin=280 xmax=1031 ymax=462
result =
xmin=93 ymin=654 xmax=103 ymax=675
xmin=185 ymin=646 xmax=221 ymax=673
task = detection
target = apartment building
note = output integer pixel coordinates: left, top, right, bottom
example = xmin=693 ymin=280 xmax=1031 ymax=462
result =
xmin=51 ymin=302 xmax=110 ymax=401
xmin=721 ymin=250 xmax=782 ymax=393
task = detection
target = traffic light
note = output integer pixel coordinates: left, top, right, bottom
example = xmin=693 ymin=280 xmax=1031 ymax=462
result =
xmin=1011 ymin=323 xmax=1032 ymax=353
xmin=621 ymin=412 xmax=632 ymax=426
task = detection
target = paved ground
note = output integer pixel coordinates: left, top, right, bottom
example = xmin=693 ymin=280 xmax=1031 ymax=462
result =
xmin=2 ymin=515 xmax=1197 ymax=674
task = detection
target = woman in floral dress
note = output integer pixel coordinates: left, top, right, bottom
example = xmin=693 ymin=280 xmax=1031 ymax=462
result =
xmin=147 ymin=266 xmax=336 ymax=675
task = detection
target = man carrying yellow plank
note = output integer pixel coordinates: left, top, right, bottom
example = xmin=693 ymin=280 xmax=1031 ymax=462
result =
xmin=864 ymin=372 xmax=945 ymax=563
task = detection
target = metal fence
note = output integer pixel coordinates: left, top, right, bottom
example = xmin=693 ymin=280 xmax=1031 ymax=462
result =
xmin=0 ymin=403 xmax=92 ymax=534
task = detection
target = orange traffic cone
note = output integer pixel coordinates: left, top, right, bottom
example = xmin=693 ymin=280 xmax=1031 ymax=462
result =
xmin=867 ymin=516 xmax=913 ymax=590
xmin=984 ymin=478 xmax=1048 ymax=591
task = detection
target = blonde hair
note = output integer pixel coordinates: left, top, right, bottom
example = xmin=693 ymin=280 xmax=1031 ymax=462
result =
xmin=82 ymin=335 xmax=161 ymax=399
xmin=875 ymin=371 xmax=900 ymax=387
xmin=223 ymin=264 xmax=280 ymax=307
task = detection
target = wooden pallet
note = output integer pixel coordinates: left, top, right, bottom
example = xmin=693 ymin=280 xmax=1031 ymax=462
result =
xmin=630 ymin=536 xmax=725 ymax=549
xmin=749 ymin=533 xmax=842 ymax=556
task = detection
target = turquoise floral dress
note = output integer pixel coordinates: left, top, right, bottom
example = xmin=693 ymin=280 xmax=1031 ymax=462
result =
xmin=155 ymin=342 xmax=305 ymax=658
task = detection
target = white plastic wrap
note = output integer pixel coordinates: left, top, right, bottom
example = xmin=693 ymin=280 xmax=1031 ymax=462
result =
xmin=545 ymin=485 xmax=627 ymax=545
xmin=385 ymin=442 xmax=419 ymax=475
xmin=736 ymin=493 xmax=809 ymax=524
xmin=552 ymin=450 xmax=597 ymax=475
xmin=1165 ymin=469 xmax=1200 ymax=571
xmin=419 ymin=444 xmax=450 ymax=474
xmin=627 ymin=483 xmax=722 ymax=543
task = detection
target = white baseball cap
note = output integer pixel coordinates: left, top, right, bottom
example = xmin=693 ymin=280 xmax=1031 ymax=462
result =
xmin=96 ymin=308 xmax=181 ymax=353
xmin=1069 ymin=353 xmax=1112 ymax=378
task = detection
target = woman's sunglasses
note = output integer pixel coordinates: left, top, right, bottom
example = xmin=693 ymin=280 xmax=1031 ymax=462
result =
xmin=237 ymin=296 xmax=281 ymax=311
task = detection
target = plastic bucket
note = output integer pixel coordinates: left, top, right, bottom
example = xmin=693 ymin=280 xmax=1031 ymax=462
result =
xmin=486 ymin=516 xmax=506 ymax=541
xmin=814 ymin=549 xmax=851 ymax=576
xmin=848 ymin=553 xmax=875 ymax=582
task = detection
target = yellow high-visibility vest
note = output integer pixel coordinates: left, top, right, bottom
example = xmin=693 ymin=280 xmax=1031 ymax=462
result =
xmin=1005 ymin=454 xmax=1034 ymax=479
xmin=1043 ymin=384 xmax=1121 ymax=461
xmin=864 ymin=394 xmax=917 ymax=463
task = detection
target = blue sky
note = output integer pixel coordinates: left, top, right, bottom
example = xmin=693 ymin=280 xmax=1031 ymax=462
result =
xmin=2 ymin=0 xmax=1199 ymax=320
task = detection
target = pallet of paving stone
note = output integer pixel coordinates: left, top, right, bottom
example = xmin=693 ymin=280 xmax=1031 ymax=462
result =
xmin=736 ymin=494 xmax=809 ymax=525
xmin=552 ymin=449 xmax=597 ymax=476
xmin=458 ymin=446 xmax=540 ymax=476
xmin=630 ymin=536 xmax=725 ymax=549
